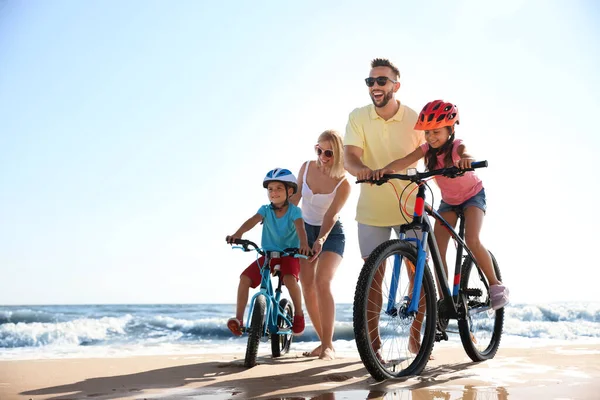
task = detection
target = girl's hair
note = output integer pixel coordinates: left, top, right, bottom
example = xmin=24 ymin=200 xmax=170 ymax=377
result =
xmin=316 ymin=129 xmax=345 ymax=179
xmin=424 ymin=126 xmax=455 ymax=171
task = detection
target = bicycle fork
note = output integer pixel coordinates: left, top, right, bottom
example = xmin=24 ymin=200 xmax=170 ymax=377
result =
xmin=385 ymin=184 xmax=429 ymax=317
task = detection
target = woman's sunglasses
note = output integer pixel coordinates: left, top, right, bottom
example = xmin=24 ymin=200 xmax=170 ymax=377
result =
xmin=365 ymin=76 xmax=397 ymax=87
xmin=315 ymin=145 xmax=334 ymax=158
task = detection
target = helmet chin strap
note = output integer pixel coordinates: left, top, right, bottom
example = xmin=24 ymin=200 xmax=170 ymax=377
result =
xmin=270 ymin=186 xmax=291 ymax=210
xmin=270 ymin=199 xmax=289 ymax=210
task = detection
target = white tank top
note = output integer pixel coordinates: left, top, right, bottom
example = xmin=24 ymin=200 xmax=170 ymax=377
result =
xmin=301 ymin=161 xmax=346 ymax=226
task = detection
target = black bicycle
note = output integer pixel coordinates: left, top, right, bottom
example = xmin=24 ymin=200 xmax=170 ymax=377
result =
xmin=353 ymin=161 xmax=504 ymax=380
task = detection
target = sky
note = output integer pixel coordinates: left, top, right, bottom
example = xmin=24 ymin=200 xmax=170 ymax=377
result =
xmin=1 ymin=0 xmax=599 ymax=305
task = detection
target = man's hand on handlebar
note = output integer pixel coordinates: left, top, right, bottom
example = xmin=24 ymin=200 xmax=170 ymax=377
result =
xmin=356 ymin=166 xmax=374 ymax=181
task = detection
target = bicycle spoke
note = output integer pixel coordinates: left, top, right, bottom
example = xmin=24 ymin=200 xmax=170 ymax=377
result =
xmin=354 ymin=241 xmax=437 ymax=379
xmin=458 ymin=253 xmax=504 ymax=361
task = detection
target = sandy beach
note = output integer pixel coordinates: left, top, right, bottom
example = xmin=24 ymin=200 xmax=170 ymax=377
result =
xmin=1 ymin=342 xmax=599 ymax=399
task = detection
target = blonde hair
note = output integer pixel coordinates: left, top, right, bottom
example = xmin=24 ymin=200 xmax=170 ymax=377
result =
xmin=316 ymin=129 xmax=345 ymax=179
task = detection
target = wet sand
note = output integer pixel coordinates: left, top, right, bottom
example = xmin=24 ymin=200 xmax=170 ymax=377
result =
xmin=1 ymin=342 xmax=599 ymax=399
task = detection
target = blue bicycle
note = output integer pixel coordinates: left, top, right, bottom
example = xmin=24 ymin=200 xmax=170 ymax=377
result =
xmin=230 ymin=239 xmax=308 ymax=367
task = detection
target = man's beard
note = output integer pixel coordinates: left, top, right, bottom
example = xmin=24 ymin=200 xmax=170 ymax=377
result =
xmin=370 ymin=88 xmax=394 ymax=108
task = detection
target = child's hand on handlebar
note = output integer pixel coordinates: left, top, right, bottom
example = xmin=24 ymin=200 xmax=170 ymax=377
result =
xmin=455 ymin=157 xmax=474 ymax=170
xmin=373 ymin=167 xmax=393 ymax=181
xmin=299 ymin=242 xmax=312 ymax=257
xmin=225 ymin=235 xmax=241 ymax=244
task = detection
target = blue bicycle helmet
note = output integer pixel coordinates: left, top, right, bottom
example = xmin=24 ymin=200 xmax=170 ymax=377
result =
xmin=263 ymin=168 xmax=298 ymax=194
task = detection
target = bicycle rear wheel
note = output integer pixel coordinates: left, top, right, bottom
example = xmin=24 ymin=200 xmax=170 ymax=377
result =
xmin=353 ymin=240 xmax=437 ymax=380
xmin=458 ymin=251 xmax=504 ymax=361
xmin=271 ymin=298 xmax=294 ymax=357
xmin=244 ymin=294 xmax=266 ymax=367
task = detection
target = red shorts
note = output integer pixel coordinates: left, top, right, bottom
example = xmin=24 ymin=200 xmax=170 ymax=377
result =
xmin=241 ymin=256 xmax=300 ymax=289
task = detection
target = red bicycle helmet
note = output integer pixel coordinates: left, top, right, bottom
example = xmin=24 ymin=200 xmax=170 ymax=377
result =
xmin=414 ymin=100 xmax=460 ymax=130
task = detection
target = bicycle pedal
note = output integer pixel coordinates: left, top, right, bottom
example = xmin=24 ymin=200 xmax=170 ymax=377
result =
xmin=463 ymin=288 xmax=483 ymax=297
xmin=435 ymin=330 xmax=449 ymax=342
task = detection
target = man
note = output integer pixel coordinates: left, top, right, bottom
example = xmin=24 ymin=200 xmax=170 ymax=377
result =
xmin=344 ymin=58 xmax=425 ymax=359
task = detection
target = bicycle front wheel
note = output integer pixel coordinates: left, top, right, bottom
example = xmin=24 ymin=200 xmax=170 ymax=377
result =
xmin=353 ymin=240 xmax=437 ymax=380
xmin=244 ymin=294 xmax=266 ymax=368
xmin=458 ymin=251 xmax=504 ymax=361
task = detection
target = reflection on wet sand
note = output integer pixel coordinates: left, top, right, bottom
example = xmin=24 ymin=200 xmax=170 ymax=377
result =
xmin=265 ymin=385 xmax=509 ymax=400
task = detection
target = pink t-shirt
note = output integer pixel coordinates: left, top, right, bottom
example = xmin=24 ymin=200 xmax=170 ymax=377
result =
xmin=419 ymin=139 xmax=483 ymax=205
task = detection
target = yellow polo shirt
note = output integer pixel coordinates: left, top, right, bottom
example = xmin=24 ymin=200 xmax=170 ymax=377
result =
xmin=344 ymin=102 xmax=425 ymax=226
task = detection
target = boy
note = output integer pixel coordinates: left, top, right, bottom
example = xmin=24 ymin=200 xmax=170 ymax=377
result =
xmin=225 ymin=168 xmax=311 ymax=336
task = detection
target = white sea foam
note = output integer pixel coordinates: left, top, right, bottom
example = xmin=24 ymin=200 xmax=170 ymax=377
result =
xmin=0 ymin=302 xmax=598 ymax=360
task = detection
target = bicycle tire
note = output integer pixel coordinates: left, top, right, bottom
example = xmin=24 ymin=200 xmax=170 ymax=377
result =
xmin=353 ymin=239 xmax=437 ymax=380
xmin=271 ymin=298 xmax=294 ymax=357
xmin=244 ymin=294 xmax=266 ymax=367
xmin=458 ymin=251 xmax=504 ymax=361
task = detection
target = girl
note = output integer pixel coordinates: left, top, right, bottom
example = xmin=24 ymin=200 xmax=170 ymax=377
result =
xmin=373 ymin=100 xmax=509 ymax=310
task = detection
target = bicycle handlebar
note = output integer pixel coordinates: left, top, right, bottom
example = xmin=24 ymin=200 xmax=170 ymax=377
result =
xmin=356 ymin=160 xmax=488 ymax=185
xmin=230 ymin=238 xmax=263 ymax=254
xmin=229 ymin=238 xmax=309 ymax=259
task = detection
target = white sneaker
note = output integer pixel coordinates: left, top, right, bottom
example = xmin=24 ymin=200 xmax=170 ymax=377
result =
xmin=490 ymin=284 xmax=509 ymax=310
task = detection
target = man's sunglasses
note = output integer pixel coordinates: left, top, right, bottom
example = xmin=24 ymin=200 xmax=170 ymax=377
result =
xmin=365 ymin=76 xmax=397 ymax=87
xmin=315 ymin=145 xmax=334 ymax=158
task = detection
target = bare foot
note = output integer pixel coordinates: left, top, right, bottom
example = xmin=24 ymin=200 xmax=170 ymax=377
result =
xmin=319 ymin=347 xmax=335 ymax=360
xmin=408 ymin=334 xmax=420 ymax=354
xmin=374 ymin=349 xmax=386 ymax=364
xmin=302 ymin=344 xmax=321 ymax=357
xmin=408 ymin=335 xmax=434 ymax=360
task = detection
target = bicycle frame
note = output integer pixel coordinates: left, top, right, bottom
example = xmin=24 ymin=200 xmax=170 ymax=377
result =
xmin=388 ymin=182 xmax=489 ymax=320
xmin=246 ymin=252 xmax=294 ymax=336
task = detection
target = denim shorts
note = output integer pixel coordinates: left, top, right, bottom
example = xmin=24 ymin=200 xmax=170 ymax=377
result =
xmin=305 ymin=220 xmax=345 ymax=257
xmin=438 ymin=188 xmax=487 ymax=214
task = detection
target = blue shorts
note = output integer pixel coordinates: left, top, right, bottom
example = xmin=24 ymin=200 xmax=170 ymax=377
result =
xmin=305 ymin=220 xmax=345 ymax=257
xmin=438 ymin=188 xmax=487 ymax=215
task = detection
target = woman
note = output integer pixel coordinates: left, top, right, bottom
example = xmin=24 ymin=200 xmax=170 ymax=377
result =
xmin=291 ymin=130 xmax=350 ymax=360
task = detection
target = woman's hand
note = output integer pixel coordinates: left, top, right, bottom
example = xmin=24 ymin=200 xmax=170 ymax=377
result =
xmin=309 ymin=238 xmax=325 ymax=262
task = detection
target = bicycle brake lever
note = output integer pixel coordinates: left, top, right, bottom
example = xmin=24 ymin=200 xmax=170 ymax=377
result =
xmin=231 ymin=244 xmax=250 ymax=251
xmin=443 ymin=167 xmax=465 ymax=179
